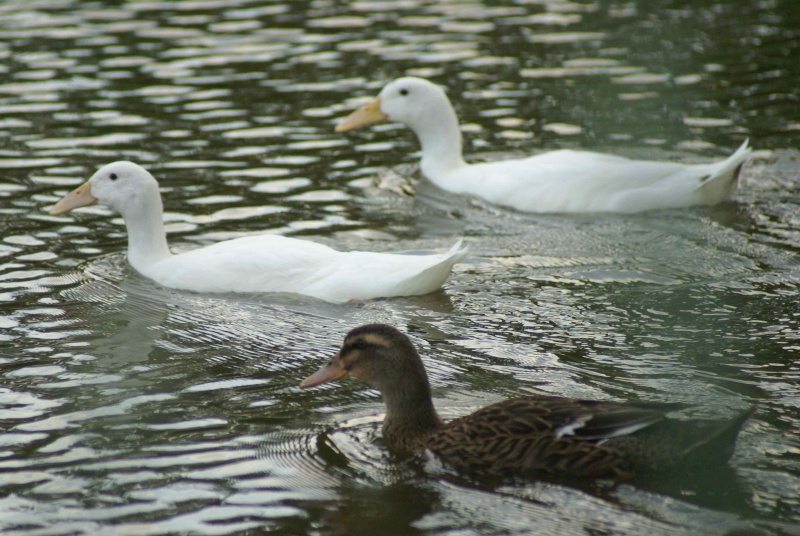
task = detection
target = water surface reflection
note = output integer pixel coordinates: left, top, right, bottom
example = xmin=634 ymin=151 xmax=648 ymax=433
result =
xmin=1 ymin=0 xmax=799 ymax=534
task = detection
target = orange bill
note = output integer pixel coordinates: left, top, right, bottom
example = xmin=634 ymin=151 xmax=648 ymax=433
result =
xmin=335 ymin=97 xmax=387 ymax=133
xmin=50 ymin=182 xmax=98 ymax=215
xmin=299 ymin=354 xmax=348 ymax=389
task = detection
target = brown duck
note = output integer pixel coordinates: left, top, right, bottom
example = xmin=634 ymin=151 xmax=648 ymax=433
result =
xmin=300 ymin=324 xmax=752 ymax=480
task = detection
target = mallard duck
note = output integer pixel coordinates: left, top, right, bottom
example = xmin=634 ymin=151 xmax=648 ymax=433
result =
xmin=336 ymin=77 xmax=752 ymax=214
xmin=300 ymin=324 xmax=752 ymax=480
xmin=49 ymin=162 xmax=468 ymax=303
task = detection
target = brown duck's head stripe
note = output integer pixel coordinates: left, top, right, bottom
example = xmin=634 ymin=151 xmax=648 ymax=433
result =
xmin=341 ymin=332 xmax=393 ymax=356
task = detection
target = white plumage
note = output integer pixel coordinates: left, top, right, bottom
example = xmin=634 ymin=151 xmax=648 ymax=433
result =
xmin=49 ymin=161 xmax=468 ymax=303
xmin=336 ymin=76 xmax=752 ymax=214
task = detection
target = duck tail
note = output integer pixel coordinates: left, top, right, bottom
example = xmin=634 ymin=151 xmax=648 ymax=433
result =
xmin=444 ymin=237 xmax=470 ymax=263
xmin=697 ymin=139 xmax=752 ymax=203
xmin=678 ymin=405 xmax=756 ymax=464
xmin=402 ymin=238 xmax=469 ymax=296
xmin=431 ymin=238 xmax=470 ymax=276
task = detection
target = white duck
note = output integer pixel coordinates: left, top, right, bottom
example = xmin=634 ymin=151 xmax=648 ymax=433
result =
xmin=49 ymin=161 xmax=468 ymax=303
xmin=336 ymin=77 xmax=752 ymax=214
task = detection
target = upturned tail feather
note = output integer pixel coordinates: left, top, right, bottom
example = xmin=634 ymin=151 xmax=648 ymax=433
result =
xmin=697 ymin=138 xmax=752 ymax=203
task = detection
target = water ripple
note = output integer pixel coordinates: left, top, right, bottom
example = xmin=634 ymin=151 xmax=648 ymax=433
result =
xmin=0 ymin=0 xmax=797 ymax=534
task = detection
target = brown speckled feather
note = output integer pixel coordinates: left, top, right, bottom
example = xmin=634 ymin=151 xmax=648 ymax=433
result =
xmin=301 ymin=324 xmax=752 ymax=481
xmin=423 ymin=396 xmax=687 ymax=479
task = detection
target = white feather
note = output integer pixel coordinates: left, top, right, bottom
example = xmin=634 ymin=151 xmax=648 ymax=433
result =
xmin=343 ymin=77 xmax=752 ymax=214
xmin=55 ymin=161 xmax=468 ymax=303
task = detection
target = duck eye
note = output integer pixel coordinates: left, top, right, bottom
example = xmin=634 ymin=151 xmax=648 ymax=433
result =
xmin=399 ymin=88 xmax=409 ymax=96
xmin=109 ymin=173 xmax=118 ymax=181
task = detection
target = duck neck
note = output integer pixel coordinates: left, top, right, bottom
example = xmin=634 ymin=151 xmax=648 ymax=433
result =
xmin=413 ymin=105 xmax=467 ymax=183
xmin=118 ymin=190 xmax=172 ymax=271
xmin=380 ymin=371 xmax=443 ymax=449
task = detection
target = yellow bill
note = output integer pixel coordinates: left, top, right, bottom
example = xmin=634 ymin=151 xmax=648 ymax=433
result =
xmin=49 ymin=182 xmax=98 ymax=215
xmin=335 ymin=97 xmax=387 ymax=133
xmin=299 ymin=354 xmax=348 ymax=389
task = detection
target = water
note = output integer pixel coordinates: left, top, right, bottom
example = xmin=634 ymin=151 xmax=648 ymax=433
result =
xmin=1 ymin=0 xmax=799 ymax=534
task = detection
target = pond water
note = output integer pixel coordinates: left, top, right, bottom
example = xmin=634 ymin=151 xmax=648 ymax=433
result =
xmin=1 ymin=0 xmax=799 ymax=534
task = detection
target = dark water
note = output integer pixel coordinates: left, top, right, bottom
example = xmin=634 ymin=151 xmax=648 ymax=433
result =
xmin=1 ymin=0 xmax=799 ymax=534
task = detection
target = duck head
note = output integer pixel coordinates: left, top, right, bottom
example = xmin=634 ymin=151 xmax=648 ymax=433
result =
xmin=335 ymin=77 xmax=452 ymax=133
xmin=300 ymin=324 xmax=444 ymax=448
xmin=299 ymin=324 xmax=430 ymax=394
xmin=50 ymin=161 xmax=161 ymax=219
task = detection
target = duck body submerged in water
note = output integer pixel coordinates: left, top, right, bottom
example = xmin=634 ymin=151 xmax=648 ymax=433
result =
xmin=336 ymin=77 xmax=752 ymax=214
xmin=49 ymin=162 xmax=468 ymax=304
xmin=301 ymin=324 xmax=752 ymax=480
